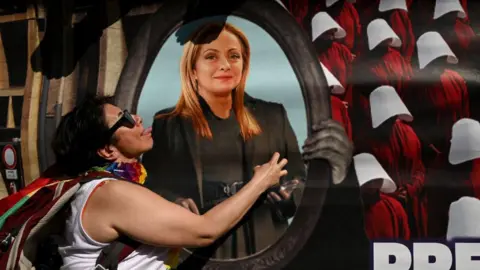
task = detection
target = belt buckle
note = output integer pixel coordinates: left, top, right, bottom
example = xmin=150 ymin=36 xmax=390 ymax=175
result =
xmin=223 ymin=185 xmax=231 ymax=196
xmin=223 ymin=182 xmax=243 ymax=196
xmin=230 ymin=181 xmax=243 ymax=196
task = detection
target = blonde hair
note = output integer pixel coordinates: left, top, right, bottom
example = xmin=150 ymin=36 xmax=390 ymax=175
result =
xmin=156 ymin=22 xmax=262 ymax=140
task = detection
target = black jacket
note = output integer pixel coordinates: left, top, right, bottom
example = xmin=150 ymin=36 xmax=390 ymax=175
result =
xmin=141 ymin=93 xmax=306 ymax=256
xmin=142 ymin=93 xmax=306 ymax=206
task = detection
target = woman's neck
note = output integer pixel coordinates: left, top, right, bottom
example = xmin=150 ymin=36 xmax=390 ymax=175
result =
xmin=198 ymin=90 xmax=233 ymax=119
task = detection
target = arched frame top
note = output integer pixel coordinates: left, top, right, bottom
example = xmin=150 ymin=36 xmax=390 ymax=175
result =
xmin=114 ymin=0 xmax=334 ymax=269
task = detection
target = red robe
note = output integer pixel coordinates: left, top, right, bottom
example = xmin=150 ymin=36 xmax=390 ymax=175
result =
xmin=405 ymin=69 xmax=470 ymax=166
xmin=407 ymin=0 xmax=413 ymax=8
xmin=359 ymin=119 xmax=427 ymax=237
xmin=281 ymin=0 xmax=310 ymax=28
xmin=451 ymin=0 xmax=475 ymax=62
xmin=435 ymin=16 xmax=476 ymax=61
xmin=470 ymin=159 xmax=480 ymax=199
xmin=453 ymin=18 xmax=475 ymax=55
xmin=367 ymin=48 xmax=413 ymax=98
xmin=367 ymin=120 xmax=425 ymax=188
xmin=364 ymin=193 xmax=411 ymax=240
xmin=318 ymin=41 xmax=354 ymax=97
xmin=410 ymin=0 xmax=474 ymax=59
xmin=425 ymin=157 xmax=477 ymax=238
xmin=347 ymin=47 xmax=412 ymax=129
xmin=355 ymin=0 xmax=378 ymax=26
xmin=333 ymin=1 xmax=362 ymax=53
xmin=313 ymin=1 xmax=362 ymax=54
xmin=387 ymin=9 xmax=416 ymax=63
xmin=356 ymin=0 xmax=415 ymax=61
xmin=331 ymin=96 xmax=353 ymax=141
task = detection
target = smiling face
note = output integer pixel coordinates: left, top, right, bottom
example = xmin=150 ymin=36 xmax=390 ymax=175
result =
xmin=102 ymin=104 xmax=153 ymax=160
xmin=192 ymin=30 xmax=244 ymax=97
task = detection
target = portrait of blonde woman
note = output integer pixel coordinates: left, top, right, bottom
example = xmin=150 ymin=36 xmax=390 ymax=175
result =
xmin=142 ymin=21 xmax=352 ymax=259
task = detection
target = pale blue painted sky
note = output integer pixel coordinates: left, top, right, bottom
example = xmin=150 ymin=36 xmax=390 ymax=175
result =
xmin=137 ymin=16 xmax=307 ymax=148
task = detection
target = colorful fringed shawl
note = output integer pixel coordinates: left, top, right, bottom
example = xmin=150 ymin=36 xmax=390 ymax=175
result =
xmin=90 ymin=161 xmax=148 ymax=185
xmin=0 ymin=161 xmax=181 ymax=269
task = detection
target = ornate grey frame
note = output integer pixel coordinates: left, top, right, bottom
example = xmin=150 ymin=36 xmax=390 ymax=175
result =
xmin=113 ymin=0 xmax=344 ymax=269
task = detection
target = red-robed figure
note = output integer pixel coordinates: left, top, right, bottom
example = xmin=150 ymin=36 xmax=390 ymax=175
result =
xmin=279 ymin=0 xmax=310 ymax=28
xmin=356 ymin=0 xmax=414 ymax=23
xmin=311 ymin=11 xmax=354 ymax=99
xmin=348 ymin=19 xmax=412 ymax=137
xmin=449 ymin=118 xmax=480 ymax=197
xmin=349 ymin=18 xmax=412 ymax=108
xmin=410 ymin=0 xmax=474 ymax=62
xmin=366 ymin=0 xmax=415 ymax=63
xmin=320 ymin=62 xmax=353 ymax=141
xmin=354 ymin=152 xmax=410 ymax=240
xmin=431 ymin=0 xmax=475 ymax=62
xmin=404 ymin=31 xmax=470 ymax=169
xmin=310 ymin=0 xmax=362 ymax=54
xmin=446 ymin=196 xmax=480 ymax=241
xmin=362 ymin=19 xmax=412 ymax=97
xmin=356 ymin=85 xmax=427 ymax=237
xmin=426 ymin=118 xmax=480 ymax=238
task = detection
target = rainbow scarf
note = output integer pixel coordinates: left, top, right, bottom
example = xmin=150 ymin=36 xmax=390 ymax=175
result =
xmin=90 ymin=161 xmax=148 ymax=185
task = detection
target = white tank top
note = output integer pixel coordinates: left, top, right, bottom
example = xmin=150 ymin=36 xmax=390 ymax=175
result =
xmin=57 ymin=178 xmax=180 ymax=270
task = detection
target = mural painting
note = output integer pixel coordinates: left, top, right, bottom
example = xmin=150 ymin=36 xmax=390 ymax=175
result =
xmin=0 ymin=0 xmax=479 ymax=269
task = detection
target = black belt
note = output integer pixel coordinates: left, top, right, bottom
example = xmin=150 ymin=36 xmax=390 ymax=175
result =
xmin=222 ymin=181 xmax=245 ymax=196
xmin=200 ymin=180 xmax=256 ymax=257
xmin=202 ymin=181 xmax=246 ymax=211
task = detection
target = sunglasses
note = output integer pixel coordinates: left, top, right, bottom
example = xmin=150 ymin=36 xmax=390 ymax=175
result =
xmin=106 ymin=110 xmax=136 ymax=138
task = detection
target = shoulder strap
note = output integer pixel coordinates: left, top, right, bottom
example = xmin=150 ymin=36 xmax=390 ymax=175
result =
xmin=95 ymin=236 xmax=141 ymax=269
xmin=94 ymin=242 xmax=125 ymax=270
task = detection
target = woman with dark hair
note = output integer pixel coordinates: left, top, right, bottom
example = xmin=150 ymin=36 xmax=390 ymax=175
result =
xmin=51 ymin=94 xmax=289 ymax=270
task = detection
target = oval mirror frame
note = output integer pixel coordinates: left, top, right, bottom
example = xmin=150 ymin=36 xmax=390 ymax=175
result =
xmin=114 ymin=0 xmax=334 ymax=269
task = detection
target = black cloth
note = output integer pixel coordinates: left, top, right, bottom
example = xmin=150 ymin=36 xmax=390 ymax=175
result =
xmin=200 ymin=106 xmax=244 ymax=187
xmin=142 ymin=93 xmax=306 ymax=258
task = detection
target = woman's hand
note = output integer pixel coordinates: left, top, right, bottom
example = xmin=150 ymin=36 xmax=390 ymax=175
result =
xmin=267 ymin=180 xmax=300 ymax=220
xmin=267 ymin=179 xmax=300 ymax=203
xmin=302 ymin=119 xmax=354 ymax=185
xmin=252 ymin=152 xmax=288 ymax=190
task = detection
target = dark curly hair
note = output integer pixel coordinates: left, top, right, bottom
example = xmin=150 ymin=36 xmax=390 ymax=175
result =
xmin=51 ymin=93 xmax=116 ymax=176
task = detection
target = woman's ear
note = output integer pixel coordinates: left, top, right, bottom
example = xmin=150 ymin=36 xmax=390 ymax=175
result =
xmin=97 ymin=145 xmax=120 ymax=161
xmin=193 ymin=69 xmax=198 ymax=80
